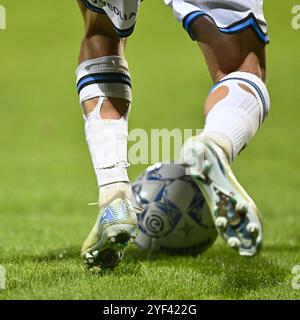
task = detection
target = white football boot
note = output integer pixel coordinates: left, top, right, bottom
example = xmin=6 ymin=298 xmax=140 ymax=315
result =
xmin=181 ymin=135 xmax=263 ymax=256
xmin=81 ymin=187 xmax=138 ymax=270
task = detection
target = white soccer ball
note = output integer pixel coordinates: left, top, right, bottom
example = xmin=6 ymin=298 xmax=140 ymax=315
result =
xmin=132 ymin=163 xmax=218 ymax=254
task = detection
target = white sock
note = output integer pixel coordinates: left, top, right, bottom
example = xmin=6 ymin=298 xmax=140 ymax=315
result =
xmin=84 ymin=97 xmax=130 ymax=187
xmin=76 ymin=56 xmax=133 ymax=204
xmin=203 ymin=72 xmax=270 ymax=161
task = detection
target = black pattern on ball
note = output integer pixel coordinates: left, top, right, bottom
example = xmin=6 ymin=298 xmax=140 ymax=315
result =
xmin=145 ymin=213 xmax=164 ymax=235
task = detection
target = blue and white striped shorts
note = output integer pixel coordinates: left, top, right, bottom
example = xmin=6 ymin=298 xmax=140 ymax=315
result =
xmin=164 ymin=0 xmax=269 ymax=43
xmin=80 ymin=0 xmax=141 ymax=37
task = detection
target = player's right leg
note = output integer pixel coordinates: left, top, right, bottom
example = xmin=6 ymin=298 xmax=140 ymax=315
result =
xmin=166 ymin=0 xmax=270 ymax=256
xmin=181 ymin=22 xmax=268 ymax=256
xmin=76 ymin=1 xmax=138 ymax=270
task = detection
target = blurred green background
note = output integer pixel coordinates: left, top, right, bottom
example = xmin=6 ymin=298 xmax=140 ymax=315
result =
xmin=0 ymin=0 xmax=299 ymax=299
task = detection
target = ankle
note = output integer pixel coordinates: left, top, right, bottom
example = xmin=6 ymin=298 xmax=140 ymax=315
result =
xmin=203 ymin=133 xmax=233 ymax=163
xmin=99 ymin=182 xmax=133 ymax=207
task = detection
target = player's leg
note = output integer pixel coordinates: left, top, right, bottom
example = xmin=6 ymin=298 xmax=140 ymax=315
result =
xmin=166 ymin=0 xmax=270 ymax=255
xmin=183 ymin=22 xmax=269 ymax=256
xmin=191 ymin=18 xmax=269 ymax=161
xmin=76 ymin=1 xmax=138 ymax=270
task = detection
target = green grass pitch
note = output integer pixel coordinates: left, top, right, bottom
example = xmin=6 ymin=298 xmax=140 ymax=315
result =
xmin=0 ymin=0 xmax=300 ymax=300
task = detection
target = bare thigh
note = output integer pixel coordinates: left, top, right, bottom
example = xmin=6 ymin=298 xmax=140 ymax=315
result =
xmin=190 ymin=17 xmax=267 ymax=83
xmin=77 ymin=0 xmax=126 ymax=62
xmin=77 ymin=0 xmax=129 ymax=117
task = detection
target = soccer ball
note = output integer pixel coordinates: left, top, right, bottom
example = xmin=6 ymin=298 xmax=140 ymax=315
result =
xmin=132 ymin=163 xmax=218 ymax=254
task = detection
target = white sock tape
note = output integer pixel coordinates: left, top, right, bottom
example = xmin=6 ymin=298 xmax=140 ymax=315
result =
xmin=84 ymin=97 xmax=130 ymax=187
xmin=76 ymin=56 xmax=132 ymax=107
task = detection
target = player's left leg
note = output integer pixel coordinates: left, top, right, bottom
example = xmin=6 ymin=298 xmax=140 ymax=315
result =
xmin=76 ymin=0 xmax=140 ymax=270
xmin=166 ymin=0 xmax=270 ymax=256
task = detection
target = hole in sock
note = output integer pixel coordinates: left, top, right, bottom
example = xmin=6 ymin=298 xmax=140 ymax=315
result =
xmin=83 ymin=97 xmax=100 ymax=116
xmin=100 ymin=97 xmax=130 ymax=120
xmin=204 ymin=85 xmax=229 ymax=116
xmin=238 ymin=83 xmax=256 ymax=97
xmin=83 ymin=97 xmax=130 ymax=120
